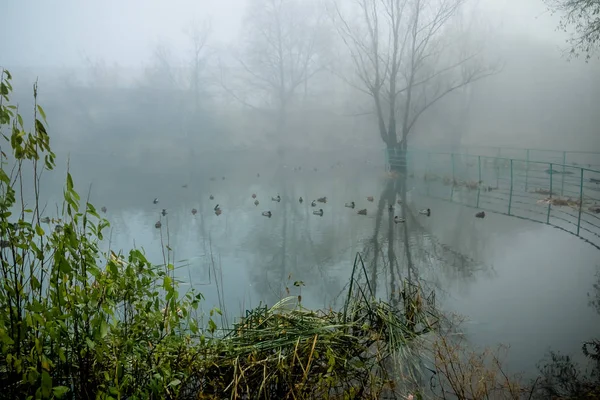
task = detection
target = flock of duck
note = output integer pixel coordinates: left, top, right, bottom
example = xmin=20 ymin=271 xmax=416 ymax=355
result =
xmin=150 ymin=189 xmax=438 ymax=228
xmin=143 ymin=171 xmax=488 ymax=229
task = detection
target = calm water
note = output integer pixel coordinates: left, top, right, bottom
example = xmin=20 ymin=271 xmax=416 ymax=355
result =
xmin=31 ymin=151 xmax=600 ymax=378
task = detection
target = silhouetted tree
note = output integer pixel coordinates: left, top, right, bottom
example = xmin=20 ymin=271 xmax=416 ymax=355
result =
xmin=331 ymin=0 xmax=498 ymax=167
xmin=544 ymin=0 xmax=600 ymax=61
xmin=220 ymin=0 xmax=330 ymax=152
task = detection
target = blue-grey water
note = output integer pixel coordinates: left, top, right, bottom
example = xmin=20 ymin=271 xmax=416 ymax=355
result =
xmin=27 ymin=150 xmax=600 ymax=379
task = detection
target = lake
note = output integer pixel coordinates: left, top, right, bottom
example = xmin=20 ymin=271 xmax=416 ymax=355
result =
xmin=32 ymin=149 xmax=600 ymax=380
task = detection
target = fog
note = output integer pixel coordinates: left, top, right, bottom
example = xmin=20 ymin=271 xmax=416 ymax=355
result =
xmin=3 ymin=0 xmax=599 ymax=154
xmin=2 ymin=0 xmax=600 ymax=382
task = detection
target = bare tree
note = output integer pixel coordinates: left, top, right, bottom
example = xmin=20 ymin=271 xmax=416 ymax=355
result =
xmin=220 ymin=0 xmax=330 ymax=146
xmin=331 ymin=0 xmax=499 ymax=166
xmin=184 ymin=19 xmax=212 ymax=110
xmin=544 ymin=0 xmax=600 ymax=61
xmin=144 ymin=41 xmax=179 ymax=90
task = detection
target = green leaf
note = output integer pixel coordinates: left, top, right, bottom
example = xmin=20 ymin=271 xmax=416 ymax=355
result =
xmin=52 ymin=386 xmax=69 ymax=398
xmin=58 ymin=347 xmax=66 ymax=362
xmin=35 ymin=224 xmax=44 ymax=236
xmin=41 ymin=371 xmax=52 ymax=398
xmin=168 ymin=379 xmax=181 ymax=387
xmin=0 ymin=168 xmax=10 ymax=184
xmin=66 ymin=173 xmax=73 ymax=191
xmin=17 ymin=114 xmax=23 ymax=127
xmin=208 ymin=319 xmax=217 ymax=334
xmin=100 ymin=319 xmax=108 ymax=339
xmin=85 ymin=337 xmax=95 ymax=349
xmin=37 ymin=105 xmax=47 ymax=123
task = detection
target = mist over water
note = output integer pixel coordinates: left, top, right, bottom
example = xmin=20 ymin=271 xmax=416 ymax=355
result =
xmin=2 ymin=0 xmax=600 ymax=384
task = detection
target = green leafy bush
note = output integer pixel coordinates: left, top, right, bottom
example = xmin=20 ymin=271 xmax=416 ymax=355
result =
xmin=0 ymin=68 xmax=208 ymax=400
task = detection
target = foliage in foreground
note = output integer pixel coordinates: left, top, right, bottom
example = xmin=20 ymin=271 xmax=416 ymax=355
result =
xmin=0 ymin=68 xmax=439 ymax=399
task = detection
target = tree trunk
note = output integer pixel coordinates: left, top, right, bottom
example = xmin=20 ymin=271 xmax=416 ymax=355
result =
xmin=387 ymin=143 xmax=407 ymax=173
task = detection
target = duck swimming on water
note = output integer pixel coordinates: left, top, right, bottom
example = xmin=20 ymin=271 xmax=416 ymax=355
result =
xmin=367 ymin=196 xmax=374 ymax=202
xmin=262 ymin=211 xmax=272 ymax=218
xmin=272 ymin=195 xmax=281 ymax=202
xmin=317 ymin=197 xmax=327 ymax=203
xmin=311 ymin=200 xmax=317 ymax=207
xmin=299 ymin=197 xmax=303 ymax=203
xmin=388 ymin=205 xmax=394 ymax=212
xmin=153 ymin=198 xmax=159 ymax=204
xmin=101 ymin=206 xmax=107 ymax=213
xmin=475 ymin=211 xmax=485 ymax=218
xmin=313 ymin=209 xmax=324 ymax=217
xmin=252 ymin=193 xmax=257 ymax=199
xmin=394 ymin=216 xmax=405 ymax=223
xmin=254 ymin=199 xmax=259 ymax=206
xmin=345 ymin=201 xmax=355 ymax=209
xmin=419 ymin=208 xmax=431 ymax=217
xmin=357 ymin=209 xmax=367 ymax=215
xmin=209 ymin=195 xmax=214 ymax=200
xmin=161 ymin=209 xmax=167 ymax=216
xmin=191 ymin=208 xmax=197 ymax=215
xmin=155 ymin=221 xmax=162 ymax=229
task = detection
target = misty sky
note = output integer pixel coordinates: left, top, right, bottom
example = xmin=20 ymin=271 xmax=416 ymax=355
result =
xmin=2 ymin=0 xmax=565 ymax=68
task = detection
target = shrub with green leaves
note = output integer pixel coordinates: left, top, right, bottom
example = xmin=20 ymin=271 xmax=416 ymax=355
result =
xmin=0 ymin=69 xmax=208 ymax=400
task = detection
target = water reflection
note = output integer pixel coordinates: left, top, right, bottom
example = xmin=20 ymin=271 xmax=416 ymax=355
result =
xmin=31 ymin=156 xmax=600 ymax=377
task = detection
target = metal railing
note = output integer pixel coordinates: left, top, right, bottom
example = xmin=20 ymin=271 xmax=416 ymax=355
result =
xmin=412 ymin=145 xmax=600 ymax=170
xmin=387 ymin=149 xmax=600 ymax=250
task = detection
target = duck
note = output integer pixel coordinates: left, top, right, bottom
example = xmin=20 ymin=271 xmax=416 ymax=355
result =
xmin=155 ymin=221 xmax=162 ymax=229
xmin=209 ymin=195 xmax=214 ymax=200
xmin=214 ymin=204 xmax=221 ymax=212
xmin=272 ymin=195 xmax=281 ymax=202
xmin=317 ymin=197 xmax=327 ymax=203
xmin=475 ymin=211 xmax=485 ymax=218
xmin=254 ymin=199 xmax=259 ymax=206
xmin=313 ymin=209 xmax=324 ymax=217
xmin=153 ymin=198 xmax=159 ymax=204
xmin=367 ymin=196 xmax=374 ymax=202
xmin=394 ymin=216 xmax=405 ymax=223
xmin=397 ymin=199 xmax=402 ymax=205
xmin=419 ymin=208 xmax=431 ymax=217
xmin=161 ymin=209 xmax=167 ymax=216
xmin=345 ymin=201 xmax=355 ymax=209
xmin=262 ymin=211 xmax=272 ymax=218
xmin=182 ymin=184 xmax=188 ymax=188
xmin=252 ymin=193 xmax=257 ymax=199
xmin=357 ymin=209 xmax=367 ymax=215
xmin=191 ymin=208 xmax=197 ymax=215
xmin=40 ymin=216 xmax=50 ymax=224
xmin=388 ymin=205 xmax=394 ymax=212
xmin=311 ymin=200 xmax=317 ymax=207
xmin=299 ymin=197 xmax=303 ymax=203
xmin=101 ymin=206 xmax=107 ymax=213
xmin=215 ymin=208 xmax=222 ymax=216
